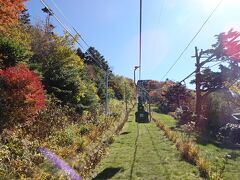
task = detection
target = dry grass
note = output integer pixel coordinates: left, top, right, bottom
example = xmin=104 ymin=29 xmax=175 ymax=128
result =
xmin=154 ymin=118 xmax=216 ymax=179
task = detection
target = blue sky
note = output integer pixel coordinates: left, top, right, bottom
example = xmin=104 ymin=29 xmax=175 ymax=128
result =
xmin=26 ymin=0 xmax=240 ymax=88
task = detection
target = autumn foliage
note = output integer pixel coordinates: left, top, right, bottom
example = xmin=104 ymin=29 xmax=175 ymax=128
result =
xmin=0 ymin=0 xmax=27 ymax=30
xmin=221 ymin=29 xmax=240 ymax=62
xmin=0 ymin=65 xmax=45 ymax=127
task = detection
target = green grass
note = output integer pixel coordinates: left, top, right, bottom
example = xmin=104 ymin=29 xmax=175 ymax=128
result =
xmin=197 ymin=139 xmax=240 ymax=179
xmin=152 ymin=112 xmax=177 ymax=128
xmin=93 ymin=111 xmax=201 ymax=179
xmin=152 ymin=112 xmax=240 ymax=180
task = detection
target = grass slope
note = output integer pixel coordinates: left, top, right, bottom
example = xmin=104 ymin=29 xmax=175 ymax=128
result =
xmin=152 ymin=112 xmax=240 ymax=180
xmin=93 ymin=111 xmax=201 ymax=180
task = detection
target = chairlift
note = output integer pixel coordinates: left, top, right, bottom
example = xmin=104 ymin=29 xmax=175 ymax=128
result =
xmin=135 ymin=80 xmax=151 ymax=123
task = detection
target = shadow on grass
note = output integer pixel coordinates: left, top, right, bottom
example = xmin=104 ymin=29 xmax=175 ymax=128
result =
xmin=130 ymin=123 xmax=139 ymax=180
xmin=196 ymin=134 xmax=240 ymax=150
xmin=120 ymin=132 xmax=130 ymax=135
xmin=93 ymin=167 xmax=123 ymax=180
xmin=196 ymin=134 xmax=220 ymax=146
xmin=227 ymin=151 xmax=240 ymax=160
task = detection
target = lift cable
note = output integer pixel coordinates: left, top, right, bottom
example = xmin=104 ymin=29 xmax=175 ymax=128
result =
xmin=49 ymin=0 xmax=90 ymax=48
xmin=160 ymin=0 xmax=224 ymax=81
xmin=179 ymin=61 xmax=223 ymax=83
xmin=40 ymin=0 xmax=106 ymax=71
xmin=40 ymin=0 xmax=84 ymax=49
xmin=139 ymin=0 xmax=143 ymax=80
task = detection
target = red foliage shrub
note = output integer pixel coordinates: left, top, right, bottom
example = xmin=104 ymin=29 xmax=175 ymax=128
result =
xmin=221 ymin=29 xmax=240 ymax=62
xmin=0 ymin=65 xmax=45 ymax=128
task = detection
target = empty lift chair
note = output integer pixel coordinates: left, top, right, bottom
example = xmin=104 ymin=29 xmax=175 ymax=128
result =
xmin=135 ymin=96 xmax=150 ymax=123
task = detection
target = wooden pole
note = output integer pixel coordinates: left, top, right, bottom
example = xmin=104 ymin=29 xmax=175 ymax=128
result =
xmin=195 ymin=47 xmax=203 ymax=127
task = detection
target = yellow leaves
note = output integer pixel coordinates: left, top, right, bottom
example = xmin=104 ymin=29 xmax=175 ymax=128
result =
xmin=53 ymin=46 xmax=84 ymax=71
xmin=229 ymin=82 xmax=240 ymax=94
xmin=64 ymin=54 xmax=84 ymax=71
xmin=4 ymin=25 xmax=31 ymax=50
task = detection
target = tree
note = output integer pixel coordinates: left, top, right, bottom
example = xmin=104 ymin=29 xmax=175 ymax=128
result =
xmin=4 ymin=24 xmax=32 ymax=50
xmin=148 ymin=80 xmax=162 ymax=103
xmin=155 ymin=80 xmax=173 ymax=111
xmin=83 ymin=47 xmax=112 ymax=101
xmin=221 ymin=29 xmax=240 ymax=62
xmin=0 ymin=36 xmax=32 ymax=69
xmin=29 ymin=25 xmax=56 ymax=65
xmin=43 ymin=45 xmax=86 ymax=105
xmin=109 ymin=76 xmax=125 ymax=100
xmin=0 ymin=0 xmax=27 ymax=30
xmin=124 ymin=78 xmax=135 ymax=106
xmin=85 ymin=47 xmax=110 ymax=71
xmin=19 ymin=8 xmax=31 ymax=25
xmin=191 ymin=29 xmax=240 ymax=130
xmin=164 ymin=83 xmax=191 ymax=111
xmin=78 ymin=82 xmax=100 ymax=111
xmin=76 ymin=48 xmax=85 ymax=60
xmin=0 ymin=65 xmax=45 ymax=129
xmin=41 ymin=7 xmax=55 ymax=34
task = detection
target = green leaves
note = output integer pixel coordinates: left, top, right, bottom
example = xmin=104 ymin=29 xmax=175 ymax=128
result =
xmin=43 ymin=46 xmax=85 ymax=104
xmin=0 ymin=36 xmax=32 ymax=69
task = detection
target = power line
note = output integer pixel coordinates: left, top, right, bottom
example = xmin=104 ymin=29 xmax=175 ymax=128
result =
xmin=40 ymin=0 xmax=107 ymax=71
xmin=49 ymin=0 xmax=90 ymax=48
xmin=157 ymin=0 xmax=165 ymax=24
xmin=41 ymin=0 xmax=111 ymax=115
xmin=51 ymin=0 xmax=106 ymax=70
xmin=39 ymin=0 xmax=84 ymax=49
xmin=160 ymin=0 xmax=224 ymax=81
xmin=179 ymin=61 xmax=223 ymax=83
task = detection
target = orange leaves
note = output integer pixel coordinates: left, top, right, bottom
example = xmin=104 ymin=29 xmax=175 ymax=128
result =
xmin=0 ymin=0 xmax=27 ymax=30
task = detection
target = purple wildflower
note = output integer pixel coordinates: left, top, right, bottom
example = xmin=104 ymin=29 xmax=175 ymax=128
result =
xmin=39 ymin=147 xmax=81 ymax=180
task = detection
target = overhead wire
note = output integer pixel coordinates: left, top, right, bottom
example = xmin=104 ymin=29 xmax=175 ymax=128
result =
xmin=139 ymin=0 xmax=143 ymax=80
xmin=39 ymin=0 xmax=84 ymax=49
xmin=160 ymin=0 xmax=224 ymax=81
xmin=40 ymin=0 xmax=106 ymax=71
xmin=49 ymin=0 xmax=90 ymax=48
xmin=179 ymin=61 xmax=223 ymax=83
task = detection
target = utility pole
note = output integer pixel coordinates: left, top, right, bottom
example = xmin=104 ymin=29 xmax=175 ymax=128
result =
xmin=194 ymin=47 xmax=203 ymax=127
xmin=105 ymin=70 xmax=109 ymax=115
xmin=41 ymin=6 xmax=54 ymax=34
xmin=105 ymin=69 xmax=109 ymax=115
xmin=124 ymin=82 xmax=128 ymax=113
xmin=134 ymin=66 xmax=140 ymax=102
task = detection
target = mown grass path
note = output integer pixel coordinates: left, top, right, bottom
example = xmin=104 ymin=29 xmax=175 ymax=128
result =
xmin=93 ymin=111 xmax=202 ymax=180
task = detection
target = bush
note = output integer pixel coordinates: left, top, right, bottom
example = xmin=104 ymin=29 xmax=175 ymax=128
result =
xmin=0 ymin=65 xmax=45 ymax=129
xmin=158 ymin=101 xmax=170 ymax=114
xmin=0 ymin=36 xmax=32 ymax=69
xmin=0 ymin=127 xmax=43 ymax=179
xmin=217 ymin=123 xmax=240 ymax=145
xmin=175 ymin=106 xmax=196 ymax=126
xmin=207 ymin=91 xmax=233 ymax=132
xmin=29 ymin=100 xmax=81 ymax=139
